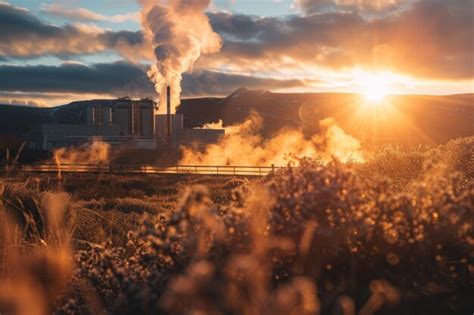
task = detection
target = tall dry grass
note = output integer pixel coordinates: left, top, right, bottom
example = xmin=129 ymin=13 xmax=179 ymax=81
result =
xmin=0 ymin=186 xmax=73 ymax=315
xmin=0 ymin=136 xmax=472 ymax=314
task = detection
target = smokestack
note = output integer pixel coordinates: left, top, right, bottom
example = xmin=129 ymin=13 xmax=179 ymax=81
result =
xmin=166 ymin=85 xmax=171 ymax=145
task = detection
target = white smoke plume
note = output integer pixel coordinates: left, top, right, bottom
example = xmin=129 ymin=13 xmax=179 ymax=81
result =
xmin=196 ymin=119 xmax=224 ymax=129
xmin=180 ymin=113 xmax=365 ymax=166
xmin=138 ymin=0 xmax=222 ymax=113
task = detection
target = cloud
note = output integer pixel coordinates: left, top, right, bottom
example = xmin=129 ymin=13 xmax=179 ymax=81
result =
xmin=0 ymin=0 xmax=471 ymax=100
xmin=294 ymin=0 xmax=407 ymax=14
xmin=0 ymin=60 xmax=309 ymax=104
xmin=206 ymin=0 xmax=474 ymax=80
xmin=0 ymin=61 xmax=156 ymax=97
xmin=181 ymin=70 xmax=307 ymax=96
xmin=0 ymin=2 xmax=150 ymax=60
xmin=0 ymin=94 xmax=47 ymax=107
xmin=0 ymin=91 xmax=120 ymax=107
xmin=41 ymin=3 xmax=139 ymax=23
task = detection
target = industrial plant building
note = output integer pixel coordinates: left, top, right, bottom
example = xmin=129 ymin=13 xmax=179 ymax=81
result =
xmin=85 ymin=97 xmax=155 ymax=138
xmin=155 ymin=113 xmax=184 ymax=146
xmin=26 ymin=88 xmax=225 ymax=152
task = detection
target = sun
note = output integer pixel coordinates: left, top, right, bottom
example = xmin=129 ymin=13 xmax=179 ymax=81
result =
xmin=361 ymin=79 xmax=389 ymax=102
xmin=355 ymin=71 xmax=393 ymax=103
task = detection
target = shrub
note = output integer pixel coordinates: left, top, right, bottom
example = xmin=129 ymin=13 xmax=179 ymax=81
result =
xmin=1 ymin=138 xmax=473 ymax=315
xmin=67 ymin=156 xmax=472 ymax=314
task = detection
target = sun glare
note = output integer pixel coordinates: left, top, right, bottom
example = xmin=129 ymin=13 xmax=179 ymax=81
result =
xmin=355 ymin=71 xmax=394 ymax=104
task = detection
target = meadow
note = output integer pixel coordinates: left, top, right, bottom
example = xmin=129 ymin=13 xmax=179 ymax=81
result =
xmin=0 ymin=136 xmax=472 ymax=315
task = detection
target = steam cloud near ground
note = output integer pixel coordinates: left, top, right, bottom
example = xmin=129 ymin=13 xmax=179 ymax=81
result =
xmin=48 ymin=115 xmax=363 ymax=168
xmin=53 ymin=140 xmax=110 ymax=166
xmin=180 ymin=113 xmax=364 ymax=166
xmin=138 ymin=0 xmax=222 ymax=114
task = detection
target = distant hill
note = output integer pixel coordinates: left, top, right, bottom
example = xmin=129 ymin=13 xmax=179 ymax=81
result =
xmin=1 ymin=88 xmax=473 ymax=145
xmin=178 ymin=88 xmax=474 ymax=144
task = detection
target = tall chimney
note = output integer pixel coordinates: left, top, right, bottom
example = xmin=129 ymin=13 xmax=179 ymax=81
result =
xmin=166 ymin=85 xmax=171 ymax=145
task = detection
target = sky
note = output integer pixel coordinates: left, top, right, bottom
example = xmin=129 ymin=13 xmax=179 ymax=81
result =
xmin=0 ymin=0 xmax=473 ymax=107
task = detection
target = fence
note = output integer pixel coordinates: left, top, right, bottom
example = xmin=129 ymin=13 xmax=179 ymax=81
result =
xmin=3 ymin=163 xmax=285 ymax=176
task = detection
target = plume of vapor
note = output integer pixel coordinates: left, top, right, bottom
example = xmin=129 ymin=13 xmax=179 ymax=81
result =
xmin=53 ymin=140 xmax=110 ymax=179
xmin=54 ymin=140 xmax=110 ymax=166
xmin=139 ymin=0 xmax=222 ymax=113
xmin=196 ymin=119 xmax=224 ymax=129
xmin=314 ymin=117 xmax=365 ymax=163
xmin=180 ymin=113 xmax=365 ymax=166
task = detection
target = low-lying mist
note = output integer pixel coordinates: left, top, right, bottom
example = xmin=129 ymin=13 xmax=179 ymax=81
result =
xmin=54 ymin=140 xmax=110 ymax=166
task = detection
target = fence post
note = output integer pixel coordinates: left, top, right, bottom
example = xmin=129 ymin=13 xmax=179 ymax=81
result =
xmin=272 ymin=164 xmax=275 ymax=173
xmin=195 ymin=166 xmax=197 ymax=174
xmin=216 ymin=166 xmax=219 ymax=175
xmin=234 ymin=166 xmax=236 ymax=176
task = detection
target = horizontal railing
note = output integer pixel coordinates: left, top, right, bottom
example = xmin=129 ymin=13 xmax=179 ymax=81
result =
xmin=3 ymin=163 xmax=285 ymax=176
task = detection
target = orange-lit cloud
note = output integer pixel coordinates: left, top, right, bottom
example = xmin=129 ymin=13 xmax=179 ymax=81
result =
xmin=0 ymin=2 xmax=151 ymax=60
xmin=42 ymin=3 xmax=139 ymax=23
xmin=0 ymin=91 xmax=117 ymax=107
xmin=205 ymin=0 xmax=473 ymax=81
xmin=0 ymin=0 xmax=472 ymax=100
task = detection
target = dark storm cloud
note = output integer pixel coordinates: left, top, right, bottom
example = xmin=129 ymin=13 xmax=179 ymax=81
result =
xmin=0 ymin=2 xmax=148 ymax=59
xmin=0 ymin=61 xmax=156 ymax=97
xmin=182 ymin=70 xmax=307 ymax=96
xmin=207 ymin=0 xmax=474 ymax=80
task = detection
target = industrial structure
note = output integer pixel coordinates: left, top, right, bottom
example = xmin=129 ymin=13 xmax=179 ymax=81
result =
xmin=155 ymin=113 xmax=184 ymax=146
xmin=87 ymin=98 xmax=155 ymax=137
xmin=26 ymin=86 xmax=225 ymax=152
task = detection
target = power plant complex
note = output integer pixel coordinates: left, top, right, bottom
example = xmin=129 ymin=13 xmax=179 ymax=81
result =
xmin=27 ymin=86 xmax=224 ymax=151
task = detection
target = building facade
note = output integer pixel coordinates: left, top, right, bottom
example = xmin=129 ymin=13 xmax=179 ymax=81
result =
xmin=87 ymin=98 xmax=157 ymax=137
xmin=155 ymin=114 xmax=184 ymax=146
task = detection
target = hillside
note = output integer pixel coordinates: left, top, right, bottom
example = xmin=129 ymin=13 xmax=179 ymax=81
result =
xmin=1 ymin=89 xmax=473 ymax=145
xmin=178 ymin=88 xmax=474 ymax=144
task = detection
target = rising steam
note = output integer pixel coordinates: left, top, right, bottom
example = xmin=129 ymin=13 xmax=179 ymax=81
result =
xmin=196 ymin=120 xmax=224 ymax=129
xmin=54 ymin=140 xmax=110 ymax=166
xmin=138 ymin=0 xmax=222 ymax=113
xmin=180 ymin=113 xmax=365 ymax=166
